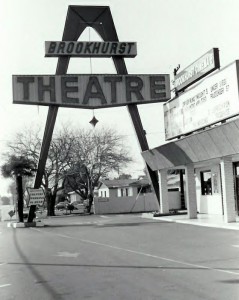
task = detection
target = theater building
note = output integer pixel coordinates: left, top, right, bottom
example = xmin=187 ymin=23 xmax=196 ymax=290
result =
xmin=142 ymin=57 xmax=239 ymax=223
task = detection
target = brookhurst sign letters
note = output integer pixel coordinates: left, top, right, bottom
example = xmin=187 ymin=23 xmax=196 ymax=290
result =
xmin=45 ymin=41 xmax=137 ymax=57
xmin=13 ymin=74 xmax=170 ymax=109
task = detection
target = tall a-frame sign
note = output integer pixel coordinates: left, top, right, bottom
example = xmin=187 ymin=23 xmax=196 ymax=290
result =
xmin=13 ymin=6 xmax=171 ymax=222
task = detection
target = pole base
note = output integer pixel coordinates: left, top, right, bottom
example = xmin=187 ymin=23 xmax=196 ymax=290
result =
xmin=7 ymin=221 xmax=45 ymax=228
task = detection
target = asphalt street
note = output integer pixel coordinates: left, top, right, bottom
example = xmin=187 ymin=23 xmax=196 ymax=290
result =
xmin=0 ymin=214 xmax=239 ymax=300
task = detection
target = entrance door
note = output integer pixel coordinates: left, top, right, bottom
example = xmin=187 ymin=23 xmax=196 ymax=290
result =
xmin=234 ymin=163 xmax=239 ymax=215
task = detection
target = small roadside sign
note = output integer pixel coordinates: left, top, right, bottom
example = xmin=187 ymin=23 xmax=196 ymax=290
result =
xmin=8 ymin=210 xmax=15 ymax=218
xmin=27 ymin=188 xmax=45 ymax=207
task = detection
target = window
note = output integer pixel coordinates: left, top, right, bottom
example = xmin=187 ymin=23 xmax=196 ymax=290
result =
xmin=212 ymin=173 xmax=219 ymax=193
xmin=200 ymin=171 xmax=212 ymax=195
xmin=137 ymin=186 xmax=152 ymax=194
xmin=118 ymin=188 xmax=129 ymax=197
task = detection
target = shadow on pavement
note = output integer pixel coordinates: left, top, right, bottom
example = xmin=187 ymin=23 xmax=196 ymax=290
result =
xmin=5 ymin=261 xmax=239 ymax=272
xmin=12 ymin=228 xmax=64 ymax=300
xmin=218 ymin=279 xmax=239 ymax=284
xmin=43 ymin=220 xmax=171 ymax=228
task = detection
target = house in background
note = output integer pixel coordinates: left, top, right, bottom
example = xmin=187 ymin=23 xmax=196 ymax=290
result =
xmin=68 ymin=191 xmax=83 ymax=204
xmin=95 ymin=178 xmax=159 ymax=214
xmin=98 ymin=179 xmax=143 ymax=199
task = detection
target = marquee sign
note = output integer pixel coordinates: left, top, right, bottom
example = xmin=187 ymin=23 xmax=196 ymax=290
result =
xmin=164 ymin=60 xmax=239 ymax=140
xmin=13 ymin=74 xmax=170 ymax=109
xmin=45 ymin=41 xmax=137 ymax=57
xmin=174 ymin=48 xmax=220 ymax=93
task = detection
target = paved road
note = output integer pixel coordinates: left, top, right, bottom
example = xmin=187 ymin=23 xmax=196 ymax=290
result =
xmin=0 ymin=214 xmax=239 ymax=300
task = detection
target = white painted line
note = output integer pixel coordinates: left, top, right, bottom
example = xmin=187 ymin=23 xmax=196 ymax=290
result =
xmin=0 ymin=263 xmax=6 ymax=266
xmin=56 ymin=234 xmax=239 ymax=276
xmin=55 ymin=251 xmax=79 ymax=258
xmin=0 ymin=284 xmax=11 ymax=288
xmin=232 ymin=245 xmax=239 ymax=248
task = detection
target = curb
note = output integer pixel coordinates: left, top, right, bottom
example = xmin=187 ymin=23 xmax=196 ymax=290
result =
xmin=7 ymin=221 xmax=45 ymax=228
xmin=141 ymin=213 xmax=239 ymax=231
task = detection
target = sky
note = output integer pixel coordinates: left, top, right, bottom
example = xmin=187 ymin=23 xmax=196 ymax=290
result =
xmin=1 ymin=0 xmax=239 ymax=195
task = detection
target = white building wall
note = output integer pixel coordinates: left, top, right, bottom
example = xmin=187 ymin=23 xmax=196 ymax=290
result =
xmin=220 ymin=157 xmax=236 ymax=222
xmin=185 ymin=164 xmax=197 ymax=219
xmin=158 ymin=170 xmax=169 ymax=214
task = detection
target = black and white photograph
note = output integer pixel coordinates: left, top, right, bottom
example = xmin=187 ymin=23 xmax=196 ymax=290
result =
xmin=0 ymin=1 xmax=239 ymax=299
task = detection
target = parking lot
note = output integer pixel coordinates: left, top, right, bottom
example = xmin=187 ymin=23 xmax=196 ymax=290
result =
xmin=1 ymin=214 xmax=239 ymax=299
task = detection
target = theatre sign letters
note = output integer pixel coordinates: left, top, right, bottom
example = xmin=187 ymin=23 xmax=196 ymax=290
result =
xmin=164 ymin=61 xmax=239 ymax=140
xmin=13 ymin=74 xmax=170 ymax=109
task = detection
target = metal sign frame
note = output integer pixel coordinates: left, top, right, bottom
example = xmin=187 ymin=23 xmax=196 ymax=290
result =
xmin=28 ymin=5 xmax=160 ymax=222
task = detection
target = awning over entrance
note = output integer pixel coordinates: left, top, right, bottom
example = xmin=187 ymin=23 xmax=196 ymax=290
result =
xmin=142 ymin=118 xmax=239 ymax=170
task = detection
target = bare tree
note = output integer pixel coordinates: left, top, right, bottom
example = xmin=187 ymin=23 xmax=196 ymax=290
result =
xmin=43 ymin=127 xmax=75 ymax=215
xmin=4 ymin=125 xmax=133 ymax=216
xmin=4 ymin=126 xmax=75 ymax=216
xmin=65 ymin=127 xmax=132 ymax=213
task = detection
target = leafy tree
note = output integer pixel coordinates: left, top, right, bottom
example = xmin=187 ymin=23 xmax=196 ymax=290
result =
xmin=1 ymin=155 xmax=35 ymax=222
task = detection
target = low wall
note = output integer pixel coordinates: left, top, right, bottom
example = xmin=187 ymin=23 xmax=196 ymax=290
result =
xmin=0 ymin=205 xmax=16 ymax=221
xmin=94 ymin=193 xmax=160 ymax=214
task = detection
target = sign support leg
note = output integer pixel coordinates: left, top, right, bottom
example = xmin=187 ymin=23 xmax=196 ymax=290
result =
xmin=127 ymin=105 xmax=160 ymax=202
xmin=27 ymin=106 xmax=58 ymax=222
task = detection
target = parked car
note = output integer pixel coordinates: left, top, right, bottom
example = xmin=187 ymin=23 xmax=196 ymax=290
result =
xmin=70 ymin=200 xmax=85 ymax=213
xmin=55 ymin=201 xmax=77 ymax=211
xmin=55 ymin=201 xmax=68 ymax=210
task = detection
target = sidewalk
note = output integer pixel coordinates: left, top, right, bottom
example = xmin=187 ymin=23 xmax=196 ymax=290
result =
xmin=142 ymin=212 xmax=239 ymax=230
